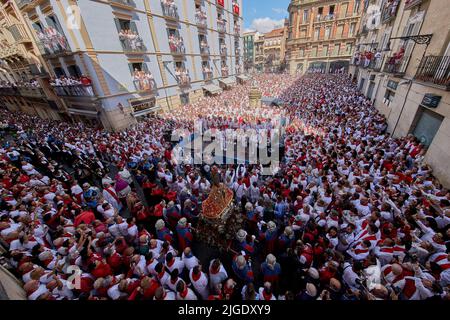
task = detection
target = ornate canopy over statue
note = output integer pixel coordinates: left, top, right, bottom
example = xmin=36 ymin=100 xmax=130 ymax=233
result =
xmin=196 ymin=166 xmax=243 ymax=249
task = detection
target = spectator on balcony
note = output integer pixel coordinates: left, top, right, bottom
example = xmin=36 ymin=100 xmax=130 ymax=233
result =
xmin=119 ymin=29 xmax=144 ymax=52
xmin=169 ymin=34 xmax=185 ymax=54
xmin=161 ymin=0 xmax=177 ymax=18
xmin=133 ymin=69 xmax=154 ymax=92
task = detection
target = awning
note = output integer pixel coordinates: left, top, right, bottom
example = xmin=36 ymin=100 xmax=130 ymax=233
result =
xmin=219 ymin=77 xmax=236 ymax=87
xmin=237 ymin=74 xmax=251 ymax=82
xmin=132 ymin=105 xmax=161 ymax=117
xmin=68 ymin=108 xmax=98 ymax=117
xmin=202 ymin=84 xmax=222 ymax=95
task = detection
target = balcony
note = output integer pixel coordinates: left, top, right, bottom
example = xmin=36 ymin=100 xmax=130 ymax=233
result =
xmin=133 ymin=71 xmax=157 ymax=93
xmin=0 ymin=45 xmax=20 ymax=59
xmin=52 ymin=85 xmax=95 ymax=97
xmin=8 ymin=24 xmax=31 ymax=43
xmin=203 ymin=69 xmax=213 ymax=81
xmin=36 ymin=28 xmax=71 ymax=57
xmin=232 ymin=1 xmax=240 ymax=16
xmin=200 ymin=42 xmax=210 ymax=56
xmin=220 ymin=45 xmax=227 ymax=57
xmin=161 ymin=0 xmax=179 ymax=20
xmin=195 ymin=11 xmax=207 ymax=29
xmin=217 ymin=20 xmax=226 ymax=34
xmin=119 ymin=31 xmax=146 ymax=53
xmin=16 ymin=0 xmax=32 ymax=9
xmin=234 ymin=25 xmax=240 ymax=36
xmin=414 ymin=56 xmax=450 ymax=90
xmin=169 ymin=35 xmax=185 ymax=56
xmin=0 ymin=87 xmax=19 ymax=96
xmin=383 ymin=54 xmax=409 ymax=76
xmin=176 ymin=69 xmax=191 ymax=87
xmin=18 ymin=87 xmax=45 ymax=98
xmin=221 ymin=67 xmax=229 ymax=77
xmin=110 ymin=0 xmax=136 ymax=9
xmin=381 ymin=0 xmax=400 ymax=24
xmin=404 ymin=0 xmax=423 ymax=10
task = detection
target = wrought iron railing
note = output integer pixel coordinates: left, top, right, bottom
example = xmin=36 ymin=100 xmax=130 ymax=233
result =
xmin=414 ymin=55 xmax=450 ymax=90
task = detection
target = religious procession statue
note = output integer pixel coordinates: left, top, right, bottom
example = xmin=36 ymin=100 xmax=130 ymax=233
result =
xmin=195 ymin=166 xmax=243 ymax=250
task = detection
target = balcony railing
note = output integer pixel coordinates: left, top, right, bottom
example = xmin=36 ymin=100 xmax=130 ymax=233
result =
xmin=133 ymin=72 xmax=157 ymax=93
xmin=381 ymin=0 xmax=400 ymax=23
xmin=52 ymin=85 xmax=95 ymax=97
xmin=119 ymin=32 xmax=146 ymax=53
xmin=169 ymin=36 xmax=185 ymax=54
xmin=0 ymin=87 xmax=19 ymax=96
xmin=217 ymin=20 xmax=226 ymax=33
xmin=195 ymin=11 xmax=207 ymax=28
xmin=221 ymin=68 xmax=229 ymax=77
xmin=414 ymin=56 xmax=450 ymax=90
xmin=203 ymin=70 xmax=213 ymax=81
xmin=18 ymin=87 xmax=45 ymax=98
xmin=234 ymin=25 xmax=240 ymax=36
xmin=404 ymin=0 xmax=423 ymax=10
xmin=161 ymin=0 xmax=179 ymax=20
xmin=220 ymin=46 xmax=227 ymax=56
xmin=8 ymin=24 xmax=30 ymax=43
xmin=16 ymin=0 xmax=32 ymax=9
xmin=176 ymin=71 xmax=191 ymax=86
xmin=383 ymin=55 xmax=409 ymax=76
xmin=200 ymin=44 xmax=210 ymax=55
xmin=36 ymin=28 xmax=71 ymax=57
xmin=111 ymin=0 xmax=136 ymax=7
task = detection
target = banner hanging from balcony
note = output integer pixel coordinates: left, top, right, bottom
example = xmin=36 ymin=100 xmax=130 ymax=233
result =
xmin=217 ymin=0 xmax=224 ymax=7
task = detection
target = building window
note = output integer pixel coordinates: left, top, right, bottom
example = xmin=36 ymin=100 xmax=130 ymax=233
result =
xmin=346 ymin=43 xmax=352 ymax=54
xmin=314 ymin=28 xmax=320 ymax=40
xmin=383 ymin=88 xmax=395 ymax=106
xmin=333 ymin=44 xmax=340 ymax=56
xmin=349 ymin=23 xmax=356 ymax=37
xmin=329 ymin=5 xmax=335 ymax=15
xmin=303 ymin=9 xmax=309 ymax=23
xmin=354 ymin=0 xmax=361 ymax=13
xmin=322 ymin=45 xmax=329 ymax=56
xmin=325 ymin=26 xmax=331 ymax=39
xmin=311 ymin=46 xmax=318 ymax=56
xmin=411 ymin=108 xmax=444 ymax=147
xmin=299 ymin=47 xmax=305 ymax=57
xmin=340 ymin=3 xmax=348 ymax=18
xmin=336 ymin=25 xmax=343 ymax=38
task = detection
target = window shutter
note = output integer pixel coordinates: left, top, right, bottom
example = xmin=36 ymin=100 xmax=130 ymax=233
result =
xmin=130 ymin=21 xmax=138 ymax=33
xmin=114 ymin=18 xmax=122 ymax=33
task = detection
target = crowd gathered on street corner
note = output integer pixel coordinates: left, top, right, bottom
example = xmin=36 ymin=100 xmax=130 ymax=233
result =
xmin=0 ymin=72 xmax=449 ymax=301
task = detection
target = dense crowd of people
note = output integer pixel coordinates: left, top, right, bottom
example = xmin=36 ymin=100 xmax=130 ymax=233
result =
xmin=0 ymin=73 xmax=449 ymax=301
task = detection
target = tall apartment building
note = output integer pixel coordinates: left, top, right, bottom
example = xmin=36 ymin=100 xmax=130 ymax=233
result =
xmin=350 ymin=0 xmax=450 ymax=187
xmin=263 ymin=23 xmax=288 ymax=73
xmin=286 ymin=0 xmax=363 ymax=74
xmin=0 ymin=0 xmax=66 ymax=120
xmin=243 ymin=30 xmax=255 ymax=72
xmin=0 ymin=0 xmax=243 ymax=130
xmin=254 ymin=32 xmax=265 ymax=72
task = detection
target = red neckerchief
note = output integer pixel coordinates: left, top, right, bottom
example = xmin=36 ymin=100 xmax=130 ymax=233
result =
xmin=262 ymin=290 xmax=272 ymax=300
xmin=191 ymin=272 xmax=201 ymax=282
xmin=179 ymin=286 xmax=188 ymax=298
xmin=167 ymin=259 xmax=175 ymax=268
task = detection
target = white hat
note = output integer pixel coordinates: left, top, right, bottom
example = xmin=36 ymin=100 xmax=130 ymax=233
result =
xmin=307 ymin=267 xmax=319 ymax=280
xmin=236 ymin=229 xmax=247 ymax=242
xmin=306 ymin=283 xmax=317 ymax=297
xmin=155 ymin=219 xmax=165 ymax=231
